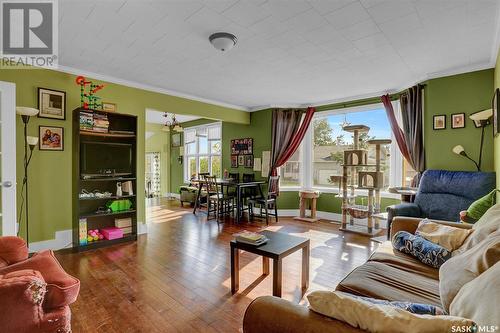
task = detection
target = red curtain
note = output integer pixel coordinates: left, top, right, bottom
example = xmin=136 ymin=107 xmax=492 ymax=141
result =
xmin=270 ymin=107 xmax=315 ymax=177
xmin=381 ymin=95 xmax=411 ymax=161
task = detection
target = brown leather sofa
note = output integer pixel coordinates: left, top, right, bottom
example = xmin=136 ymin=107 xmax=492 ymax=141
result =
xmin=243 ymin=217 xmax=472 ymax=333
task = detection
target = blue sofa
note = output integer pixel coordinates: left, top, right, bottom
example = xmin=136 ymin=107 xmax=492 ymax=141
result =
xmin=386 ymin=169 xmax=496 ymax=238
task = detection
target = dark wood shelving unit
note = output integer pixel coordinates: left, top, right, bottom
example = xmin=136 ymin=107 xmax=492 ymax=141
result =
xmin=72 ymin=107 xmax=138 ymax=251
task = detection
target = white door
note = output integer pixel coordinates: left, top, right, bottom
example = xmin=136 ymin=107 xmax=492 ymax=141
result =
xmin=0 ymin=81 xmax=17 ymax=236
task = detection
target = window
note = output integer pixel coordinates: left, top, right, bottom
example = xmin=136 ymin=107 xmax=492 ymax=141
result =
xmin=280 ymin=102 xmax=404 ymax=194
xmin=183 ymin=123 xmax=222 ymax=181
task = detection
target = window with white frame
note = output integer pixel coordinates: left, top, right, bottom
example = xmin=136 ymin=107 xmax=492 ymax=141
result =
xmin=280 ymin=102 xmax=406 ymax=193
xmin=183 ymin=123 xmax=222 ymax=181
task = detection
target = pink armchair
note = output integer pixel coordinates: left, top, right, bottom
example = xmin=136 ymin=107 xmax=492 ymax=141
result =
xmin=0 ymin=236 xmax=80 ymax=333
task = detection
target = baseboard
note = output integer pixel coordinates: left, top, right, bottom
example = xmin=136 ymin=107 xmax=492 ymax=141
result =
xmin=29 ymin=229 xmax=73 ymax=252
xmin=138 ymin=222 xmax=148 ymax=235
xmin=277 ymin=209 xmax=387 ymax=228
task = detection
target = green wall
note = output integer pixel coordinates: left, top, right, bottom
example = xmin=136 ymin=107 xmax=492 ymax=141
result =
xmin=145 ymin=123 xmax=170 ymax=196
xmin=495 ymin=50 xmax=500 ymax=193
xmin=424 ymin=69 xmax=494 ymax=171
xmin=0 ymin=67 xmax=249 ymax=242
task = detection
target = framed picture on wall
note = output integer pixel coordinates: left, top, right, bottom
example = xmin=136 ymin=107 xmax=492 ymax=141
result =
xmin=451 ymin=113 xmax=465 ymax=129
xmin=244 ymin=155 xmax=254 ymax=168
xmin=493 ymin=88 xmax=500 ymax=136
xmin=171 ymin=133 xmax=182 ymax=147
xmin=39 ymin=126 xmax=64 ymax=151
xmin=238 ymin=155 xmax=245 ymax=166
xmin=38 ymin=88 xmax=66 ymax=120
xmin=102 ymin=102 xmax=117 ymax=112
xmin=231 ymin=155 xmax=238 ymax=168
xmin=433 ymin=115 xmax=446 ymax=130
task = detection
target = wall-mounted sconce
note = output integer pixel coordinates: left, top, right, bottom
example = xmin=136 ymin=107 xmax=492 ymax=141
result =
xmin=178 ymin=146 xmax=184 ymax=164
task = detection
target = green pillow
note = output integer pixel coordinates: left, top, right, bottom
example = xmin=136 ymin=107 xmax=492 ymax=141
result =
xmin=466 ymin=189 xmax=499 ymax=222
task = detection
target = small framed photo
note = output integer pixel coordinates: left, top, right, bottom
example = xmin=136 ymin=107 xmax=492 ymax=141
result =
xmin=38 ymin=88 xmax=66 ymax=120
xmin=244 ymin=155 xmax=254 ymax=168
xmin=231 ymin=155 xmax=238 ymax=168
xmin=451 ymin=113 xmax=465 ymax=129
xmin=102 ymin=102 xmax=117 ymax=112
xmin=237 ymin=155 xmax=245 ymax=166
xmin=433 ymin=115 xmax=446 ymax=130
xmin=171 ymin=133 xmax=182 ymax=147
xmin=493 ymin=88 xmax=500 ymax=136
xmin=39 ymin=126 xmax=64 ymax=151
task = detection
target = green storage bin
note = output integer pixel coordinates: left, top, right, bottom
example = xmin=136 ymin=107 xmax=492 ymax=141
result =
xmin=106 ymin=199 xmax=133 ymax=212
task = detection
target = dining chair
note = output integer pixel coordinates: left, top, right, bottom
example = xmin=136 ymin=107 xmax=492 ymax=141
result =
xmin=205 ymin=175 xmax=234 ymax=223
xmin=228 ymin=172 xmax=240 ymax=196
xmin=247 ymin=176 xmax=280 ymax=225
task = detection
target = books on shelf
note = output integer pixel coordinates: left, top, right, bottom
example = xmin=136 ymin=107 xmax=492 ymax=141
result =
xmin=233 ymin=231 xmax=268 ymax=246
xmin=79 ymin=111 xmax=110 ymax=133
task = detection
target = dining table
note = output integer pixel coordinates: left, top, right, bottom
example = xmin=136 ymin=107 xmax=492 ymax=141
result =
xmin=190 ymin=178 xmax=266 ymax=223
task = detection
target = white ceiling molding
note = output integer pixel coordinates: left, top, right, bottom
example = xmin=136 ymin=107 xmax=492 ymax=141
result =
xmin=55 ymin=65 xmax=250 ymax=111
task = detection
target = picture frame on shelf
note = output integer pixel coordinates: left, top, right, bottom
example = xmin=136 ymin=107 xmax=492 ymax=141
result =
xmin=244 ymin=155 xmax=254 ymax=168
xmin=451 ymin=113 xmax=465 ymax=129
xmin=433 ymin=115 xmax=446 ymax=130
xmin=237 ymin=155 xmax=245 ymax=166
xmin=231 ymin=155 xmax=238 ymax=168
xmin=171 ymin=133 xmax=182 ymax=147
xmin=38 ymin=88 xmax=66 ymax=120
xmin=493 ymin=88 xmax=500 ymax=136
xmin=39 ymin=126 xmax=64 ymax=151
xmin=102 ymin=102 xmax=117 ymax=112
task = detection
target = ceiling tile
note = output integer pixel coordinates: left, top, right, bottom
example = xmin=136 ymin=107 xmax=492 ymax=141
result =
xmin=339 ymin=19 xmax=380 ymax=40
xmin=307 ymin=0 xmax=356 ymax=15
xmin=366 ymin=0 xmax=416 ymax=24
xmin=221 ymin=1 xmax=271 ymax=27
xmin=324 ymin=2 xmax=371 ymax=29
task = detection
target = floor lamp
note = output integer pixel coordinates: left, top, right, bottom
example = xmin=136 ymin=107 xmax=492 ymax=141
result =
xmin=16 ymin=107 xmax=39 ymax=248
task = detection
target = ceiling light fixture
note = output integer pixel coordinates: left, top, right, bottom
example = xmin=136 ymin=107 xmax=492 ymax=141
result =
xmin=163 ymin=113 xmax=183 ymax=132
xmin=209 ymin=32 xmax=237 ymax=52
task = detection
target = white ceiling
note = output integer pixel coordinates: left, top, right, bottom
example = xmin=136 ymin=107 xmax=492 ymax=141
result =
xmin=59 ymin=0 xmax=500 ymax=111
xmin=146 ymin=109 xmax=201 ymax=124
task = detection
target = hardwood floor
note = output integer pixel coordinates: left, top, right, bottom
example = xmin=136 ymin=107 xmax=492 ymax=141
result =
xmin=56 ymin=199 xmax=380 ymax=332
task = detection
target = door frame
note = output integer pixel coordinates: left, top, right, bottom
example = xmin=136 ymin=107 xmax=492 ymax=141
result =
xmin=0 ymin=81 xmax=17 ymax=236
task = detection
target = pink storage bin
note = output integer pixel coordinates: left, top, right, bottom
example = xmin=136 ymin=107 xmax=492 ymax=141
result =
xmin=100 ymin=227 xmax=123 ymax=240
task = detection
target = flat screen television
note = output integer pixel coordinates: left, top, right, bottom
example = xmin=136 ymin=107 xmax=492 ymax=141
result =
xmin=81 ymin=142 xmax=133 ymax=177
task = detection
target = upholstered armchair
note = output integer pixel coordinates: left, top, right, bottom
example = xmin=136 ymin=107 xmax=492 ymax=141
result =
xmin=386 ymin=170 xmax=496 ymax=238
xmin=0 ymin=236 xmax=80 ymax=333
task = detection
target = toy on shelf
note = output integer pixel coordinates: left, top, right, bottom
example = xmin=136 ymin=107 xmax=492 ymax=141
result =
xmin=86 ymin=229 xmax=104 ymax=243
xmin=340 ymin=125 xmax=391 ymax=236
xmin=76 ymin=75 xmax=105 ymax=110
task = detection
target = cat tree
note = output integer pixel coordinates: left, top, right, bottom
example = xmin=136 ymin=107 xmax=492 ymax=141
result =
xmin=339 ymin=125 xmax=391 ymax=236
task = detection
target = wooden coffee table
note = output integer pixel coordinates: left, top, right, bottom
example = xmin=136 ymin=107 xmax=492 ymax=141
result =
xmin=230 ymin=230 xmax=310 ymax=297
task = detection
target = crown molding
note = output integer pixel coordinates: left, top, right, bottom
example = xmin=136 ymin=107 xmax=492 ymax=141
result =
xmin=248 ymin=61 xmax=495 ymax=112
xmin=54 ymin=65 xmax=250 ymax=112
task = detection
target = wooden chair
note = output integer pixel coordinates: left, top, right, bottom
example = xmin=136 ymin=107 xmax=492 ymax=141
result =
xmin=228 ymin=172 xmax=240 ymax=196
xmin=205 ymin=175 xmax=234 ymax=223
xmin=247 ymin=176 xmax=280 ymax=225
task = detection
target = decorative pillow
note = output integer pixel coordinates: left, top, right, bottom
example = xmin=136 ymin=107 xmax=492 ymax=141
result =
xmin=415 ymin=219 xmax=473 ymax=251
xmin=392 ymin=231 xmax=451 ymax=268
xmin=439 ymin=231 xmax=500 ymax=313
xmin=307 ymin=290 xmax=475 ymax=333
xmin=455 ymin=203 xmax=500 ymax=254
xmin=350 ymin=294 xmax=444 ymax=315
xmin=450 ymin=262 xmax=499 ymax=327
xmin=463 ymin=189 xmax=499 ymax=223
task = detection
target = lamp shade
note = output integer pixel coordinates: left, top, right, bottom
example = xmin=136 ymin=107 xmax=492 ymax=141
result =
xmin=27 ymin=136 xmax=39 ymax=146
xmin=16 ymin=107 xmax=39 ymax=116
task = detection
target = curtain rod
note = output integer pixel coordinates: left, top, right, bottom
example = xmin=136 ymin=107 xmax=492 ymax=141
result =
xmin=315 ymin=84 xmax=426 ymax=112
